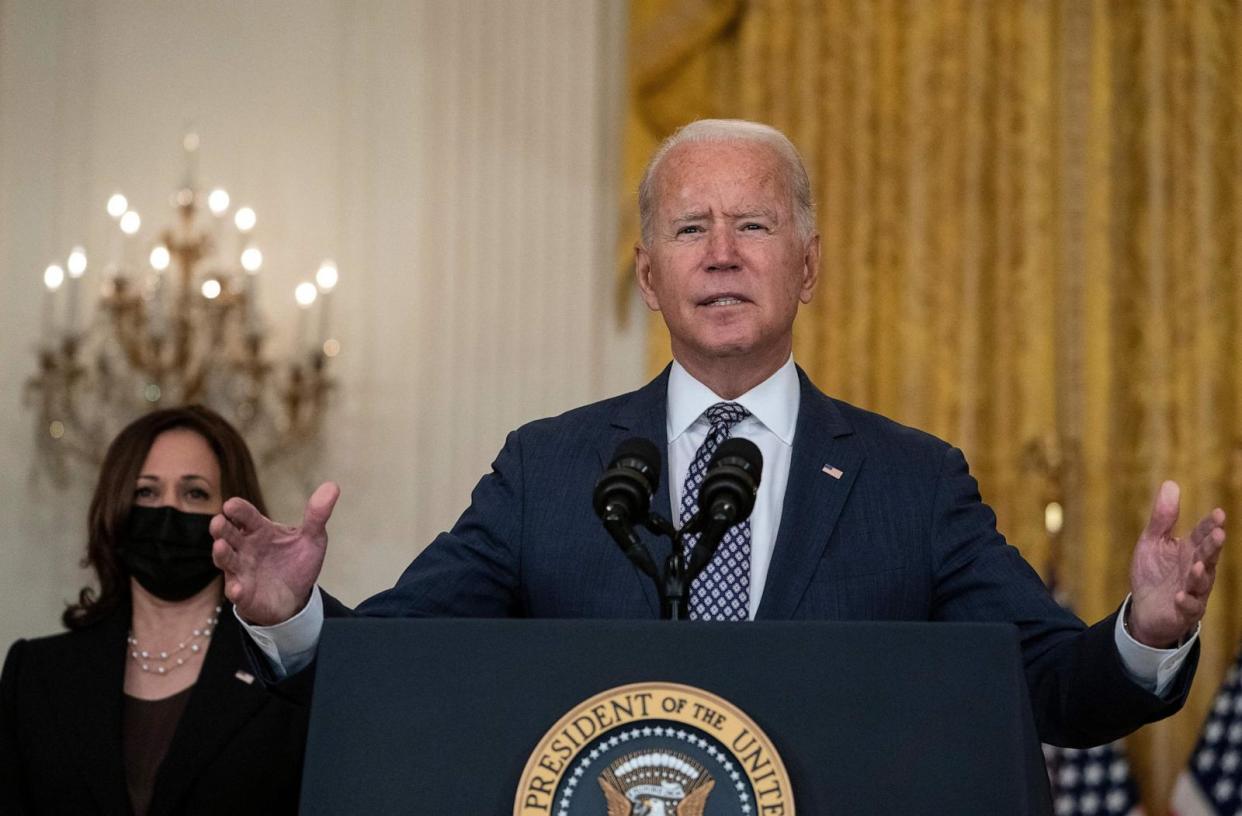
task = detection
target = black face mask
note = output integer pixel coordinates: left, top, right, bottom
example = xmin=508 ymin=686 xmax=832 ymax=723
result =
xmin=119 ymin=505 xmax=220 ymax=601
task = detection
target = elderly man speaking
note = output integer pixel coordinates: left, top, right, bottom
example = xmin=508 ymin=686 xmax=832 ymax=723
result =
xmin=211 ymin=119 xmax=1225 ymax=747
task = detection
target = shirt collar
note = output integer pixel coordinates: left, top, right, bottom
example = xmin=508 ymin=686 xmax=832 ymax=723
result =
xmin=666 ymin=356 xmax=799 ymax=445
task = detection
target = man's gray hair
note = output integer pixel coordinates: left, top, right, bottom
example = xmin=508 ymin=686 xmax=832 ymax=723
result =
xmin=637 ymin=119 xmax=817 ymax=245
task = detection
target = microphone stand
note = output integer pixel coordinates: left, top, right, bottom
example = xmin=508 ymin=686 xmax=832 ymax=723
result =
xmin=609 ymin=508 xmax=734 ymax=621
xmin=645 ymin=515 xmax=693 ymax=621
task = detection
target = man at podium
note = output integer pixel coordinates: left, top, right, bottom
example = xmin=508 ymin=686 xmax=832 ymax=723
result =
xmin=210 ymin=119 xmax=1225 ymax=747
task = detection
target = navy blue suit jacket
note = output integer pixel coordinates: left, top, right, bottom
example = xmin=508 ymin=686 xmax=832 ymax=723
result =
xmin=351 ymin=367 xmax=1194 ymax=746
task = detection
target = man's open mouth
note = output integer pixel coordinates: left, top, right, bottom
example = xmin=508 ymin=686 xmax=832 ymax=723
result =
xmin=700 ymin=295 xmax=746 ymax=307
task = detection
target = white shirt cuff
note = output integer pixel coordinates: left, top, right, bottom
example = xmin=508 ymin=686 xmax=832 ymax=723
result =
xmin=234 ymin=586 xmax=324 ymax=680
xmin=1113 ymin=594 xmax=1198 ymax=697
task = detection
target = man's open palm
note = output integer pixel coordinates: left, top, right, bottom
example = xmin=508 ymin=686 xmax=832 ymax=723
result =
xmin=211 ymin=481 xmax=341 ymax=626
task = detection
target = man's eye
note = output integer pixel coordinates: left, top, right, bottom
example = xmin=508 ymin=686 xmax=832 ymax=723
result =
xmin=676 ymin=225 xmax=702 ymax=235
xmin=741 ymin=222 xmax=767 ymax=231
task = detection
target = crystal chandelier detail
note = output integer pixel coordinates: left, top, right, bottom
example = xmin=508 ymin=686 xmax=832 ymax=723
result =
xmin=25 ymin=134 xmax=341 ymax=485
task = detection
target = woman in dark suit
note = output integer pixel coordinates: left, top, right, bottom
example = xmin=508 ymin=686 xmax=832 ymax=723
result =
xmin=1 ymin=406 xmax=307 ymax=815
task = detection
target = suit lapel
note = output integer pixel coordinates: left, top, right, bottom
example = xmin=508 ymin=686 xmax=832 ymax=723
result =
xmin=149 ymin=606 xmax=268 ymax=815
xmin=50 ymin=608 xmax=133 ymax=811
xmin=756 ymin=370 xmax=864 ymax=620
xmin=598 ymin=367 xmax=672 ymax=617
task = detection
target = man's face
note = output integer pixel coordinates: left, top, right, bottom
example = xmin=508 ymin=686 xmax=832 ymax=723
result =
xmin=635 ymin=139 xmax=819 ymax=377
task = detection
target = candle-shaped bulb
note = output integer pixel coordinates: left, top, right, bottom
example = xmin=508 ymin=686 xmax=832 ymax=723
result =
xmin=67 ymin=247 xmax=87 ymax=278
xmin=201 ymin=279 xmax=222 ymax=300
xmin=294 ymin=282 xmax=318 ymax=308
xmin=1044 ymin=502 xmax=1064 ymax=536
xmin=234 ymin=207 xmax=257 ymax=233
xmin=241 ymin=247 xmax=263 ymax=273
xmin=44 ymin=264 xmax=65 ymax=291
xmin=315 ymin=260 xmax=338 ymax=292
xmin=106 ymin=193 xmax=128 ymax=219
xmin=120 ymin=211 xmax=141 ymax=235
xmin=208 ymin=188 xmax=230 ymax=216
xmin=149 ymin=245 xmax=171 ymax=271
xmin=182 ymin=132 xmax=200 ymax=153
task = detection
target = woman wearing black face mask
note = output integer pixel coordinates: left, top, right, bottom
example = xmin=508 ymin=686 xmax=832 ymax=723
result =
xmin=1 ymin=406 xmax=307 ymax=815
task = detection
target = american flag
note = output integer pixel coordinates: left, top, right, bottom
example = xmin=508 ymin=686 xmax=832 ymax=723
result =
xmin=1043 ymin=741 xmax=1144 ymax=815
xmin=821 ymin=463 xmax=843 ymax=479
xmin=1170 ymin=648 xmax=1242 ymax=815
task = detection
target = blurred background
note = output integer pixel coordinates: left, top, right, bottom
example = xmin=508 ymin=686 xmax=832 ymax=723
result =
xmin=3 ymin=1 xmax=1240 ymax=812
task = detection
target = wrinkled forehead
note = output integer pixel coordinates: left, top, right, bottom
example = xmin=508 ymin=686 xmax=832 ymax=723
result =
xmin=651 ymin=139 xmax=792 ymax=215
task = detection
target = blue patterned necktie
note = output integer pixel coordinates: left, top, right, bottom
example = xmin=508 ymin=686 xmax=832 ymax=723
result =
xmin=680 ymin=402 xmax=752 ymax=621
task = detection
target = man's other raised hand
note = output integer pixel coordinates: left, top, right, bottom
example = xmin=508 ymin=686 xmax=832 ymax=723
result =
xmin=210 ymin=481 xmax=341 ymax=626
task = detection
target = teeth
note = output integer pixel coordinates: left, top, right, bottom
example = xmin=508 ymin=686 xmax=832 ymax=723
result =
xmin=707 ymin=297 xmax=742 ymax=306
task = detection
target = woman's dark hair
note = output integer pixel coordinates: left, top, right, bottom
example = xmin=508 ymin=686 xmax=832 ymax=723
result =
xmin=63 ymin=405 xmax=267 ymax=629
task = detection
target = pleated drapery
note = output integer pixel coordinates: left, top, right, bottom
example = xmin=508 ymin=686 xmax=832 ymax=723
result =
xmin=621 ymin=2 xmax=1242 ymax=810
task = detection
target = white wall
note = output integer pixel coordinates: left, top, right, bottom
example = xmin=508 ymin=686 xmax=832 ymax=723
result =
xmin=0 ymin=0 xmax=643 ymax=647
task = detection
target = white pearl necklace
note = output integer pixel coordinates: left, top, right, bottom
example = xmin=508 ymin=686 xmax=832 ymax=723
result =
xmin=127 ymin=604 xmax=222 ymax=675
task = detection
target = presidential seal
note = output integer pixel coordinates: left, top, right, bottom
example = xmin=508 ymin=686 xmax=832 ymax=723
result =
xmin=514 ymin=682 xmax=794 ymax=816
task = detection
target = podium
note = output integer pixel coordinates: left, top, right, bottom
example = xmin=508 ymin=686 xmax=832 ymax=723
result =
xmin=301 ymin=618 xmax=1051 ymax=814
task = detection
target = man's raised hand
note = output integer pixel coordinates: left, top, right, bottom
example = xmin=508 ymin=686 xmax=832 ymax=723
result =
xmin=210 ymin=481 xmax=341 ymax=626
xmin=1128 ymin=480 xmax=1226 ymax=648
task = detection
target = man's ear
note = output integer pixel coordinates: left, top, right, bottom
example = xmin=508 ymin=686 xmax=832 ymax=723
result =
xmin=635 ymin=243 xmax=661 ymax=312
xmin=798 ymin=232 xmax=820 ymax=304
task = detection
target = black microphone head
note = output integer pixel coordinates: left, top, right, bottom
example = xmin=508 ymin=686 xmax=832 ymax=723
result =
xmin=610 ymin=437 xmax=662 ymax=492
xmin=700 ymin=437 xmax=763 ymax=523
xmin=593 ymin=437 xmax=662 ymax=522
xmin=709 ymin=437 xmax=763 ymax=480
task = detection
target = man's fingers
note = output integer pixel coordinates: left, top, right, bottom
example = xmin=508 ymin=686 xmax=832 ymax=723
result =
xmin=214 ymin=543 xmax=252 ymax=606
xmin=1196 ymin=526 xmax=1226 ymax=569
xmin=303 ymin=481 xmax=341 ymax=533
xmin=1142 ymin=480 xmax=1181 ymax=541
xmin=209 ymin=513 xmax=228 ymax=539
xmin=210 ymin=513 xmax=246 ymax=547
xmin=224 ymin=578 xmax=246 ymax=605
xmin=1190 ymin=508 xmax=1226 ymax=546
xmin=1184 ymin=559 xmax=1216 ymax=597
xmin=1174 ymin=590 xmax=1206 ymax=621
xmin=222 ymin=496 xmax=266 ymax=533
xmin=212 ymin=539 xmax=239 ymax=573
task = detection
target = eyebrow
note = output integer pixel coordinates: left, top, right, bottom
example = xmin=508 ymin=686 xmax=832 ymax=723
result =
xmin=136 ymin=474 xmax=213 ymax=484
xmin=669 ymin=208 xmax=780 ymax=223
xmin=726 ymin=207 xmax=779 ymax=220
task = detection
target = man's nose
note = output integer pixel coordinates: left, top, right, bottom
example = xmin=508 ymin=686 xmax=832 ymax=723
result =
xmin=704 ymin=227 xmax=740 ymax=271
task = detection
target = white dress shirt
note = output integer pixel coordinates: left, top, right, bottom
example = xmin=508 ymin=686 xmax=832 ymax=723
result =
xmin=243 ymin=356 xmax=1196 ymax=694
xmin=666 ymin=356 xmax=799 ymax=619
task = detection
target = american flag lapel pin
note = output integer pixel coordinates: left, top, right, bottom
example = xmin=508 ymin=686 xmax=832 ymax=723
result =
xmin=822 ymin=464 xmax=844 ymax=480
xmin=234 ymin=669 xmax=256 ymax=685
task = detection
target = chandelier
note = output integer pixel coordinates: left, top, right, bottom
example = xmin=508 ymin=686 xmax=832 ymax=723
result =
xmin=25 ymin=134 xmax=341 ymax=486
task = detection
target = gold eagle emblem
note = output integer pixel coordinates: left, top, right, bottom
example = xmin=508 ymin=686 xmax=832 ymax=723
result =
xmin=597 ymin=750 xmax=715 ymax=816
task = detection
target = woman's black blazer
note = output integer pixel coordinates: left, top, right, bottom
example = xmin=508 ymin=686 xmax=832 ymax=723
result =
xmin=1 ymin=601 xmax=308 ymax=815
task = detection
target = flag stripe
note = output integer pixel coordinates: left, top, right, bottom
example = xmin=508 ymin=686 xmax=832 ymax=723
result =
xmin=1171 ymin=770 xmax=1216 ymax=816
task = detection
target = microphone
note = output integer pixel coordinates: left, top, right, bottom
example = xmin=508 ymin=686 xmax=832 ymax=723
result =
xmin=700 ymin=437 xmax=762 ymax=521
xmin=594 ymin=438 xmax=662 ymax=578
xmin=593 ymin=438 xmax=661 ymax=524
xmin=686 ymin=437 xmax=763 ymax=578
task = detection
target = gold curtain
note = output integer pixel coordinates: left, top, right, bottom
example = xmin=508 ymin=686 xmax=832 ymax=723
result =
xmin=622 ymin=1 xmax=1242 ymax=810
